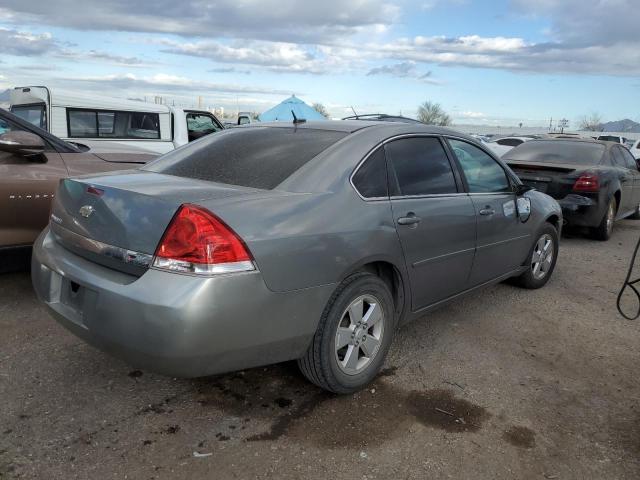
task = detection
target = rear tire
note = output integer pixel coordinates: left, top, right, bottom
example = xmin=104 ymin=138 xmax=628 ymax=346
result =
xmin=297 ymin=272 xmax=396 ymax=394
xmin=591 ymin=197 xmax=616 ymax=241
xmin=512 ymin=223 xmax=559 ymax=289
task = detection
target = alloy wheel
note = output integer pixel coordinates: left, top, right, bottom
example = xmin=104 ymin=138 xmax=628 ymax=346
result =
xmin=531 ymin=233 xmax=554 ymax=281
xmin=334 ymin=294 xmax=385 ymax=375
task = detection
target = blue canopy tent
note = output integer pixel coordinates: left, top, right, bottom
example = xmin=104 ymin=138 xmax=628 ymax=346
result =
xmin=258 ymin=95 xmax=326 ymax=122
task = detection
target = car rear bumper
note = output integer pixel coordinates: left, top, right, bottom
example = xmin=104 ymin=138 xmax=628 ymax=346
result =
xmin=557 ymin=194 xmax=604 ymax=228
xmin=31 ymin=227 xmax=335 ymax=377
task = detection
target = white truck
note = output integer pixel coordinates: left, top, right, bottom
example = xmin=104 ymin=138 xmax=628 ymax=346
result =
xmin=10 ymin=86 xmax=224 ymax=154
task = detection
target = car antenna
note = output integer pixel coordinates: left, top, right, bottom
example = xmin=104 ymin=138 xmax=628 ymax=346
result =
xmin=292 ymin=110 xmax=306 ymax=125
xmin=350 ymin=106 xmax=358 ymax=118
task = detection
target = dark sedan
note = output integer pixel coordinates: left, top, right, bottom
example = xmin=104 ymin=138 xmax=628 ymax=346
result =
xmin=504 ymin=139 xmax=640 ymax=240
xmin=32 ymin=121 xmax=561 ymax=393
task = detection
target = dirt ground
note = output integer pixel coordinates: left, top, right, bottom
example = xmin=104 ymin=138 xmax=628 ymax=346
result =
xmin=1 ymin=222 xmax=639 ymax=479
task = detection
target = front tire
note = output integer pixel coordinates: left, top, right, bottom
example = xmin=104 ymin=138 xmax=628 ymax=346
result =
xmin=591 ymin=197 xmax=616 ymax=241
xmin=513 ymin=223 xmax=559 ymax=289
xmin=298 ymin=272 xmax=396 ymax=394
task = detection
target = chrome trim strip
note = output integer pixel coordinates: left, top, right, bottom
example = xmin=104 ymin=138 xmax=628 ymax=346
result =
xmin=50 ymin=222 xmax=153 ymax=269
xmin=412 ymin=247 xmax=476 ymax=268
xmin=476 ymin=234 xmax=530 ymax=250
xmin=349 ymin=133 xmax=446 ymax=202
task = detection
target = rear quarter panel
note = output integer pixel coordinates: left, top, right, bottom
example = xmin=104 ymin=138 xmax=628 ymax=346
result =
xmin=204 ymin=187 xmax=406 ymax=293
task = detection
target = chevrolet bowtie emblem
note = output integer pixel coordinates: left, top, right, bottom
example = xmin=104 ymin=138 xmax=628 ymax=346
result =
xmin=79 ymin=205 xmax=95 ymax=218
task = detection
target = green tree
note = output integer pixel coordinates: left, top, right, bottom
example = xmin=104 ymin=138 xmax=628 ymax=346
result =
xmin=417 ymin=101 xmax=451 ymax=126
xmin=312 ymin=102 xmax=330 ymax=119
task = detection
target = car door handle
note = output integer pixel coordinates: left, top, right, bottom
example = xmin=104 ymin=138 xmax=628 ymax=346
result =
xmin=479 ymin=206 xmax=496 ymax=216
xmin=397 ymin=213 xmax=421 ymax=226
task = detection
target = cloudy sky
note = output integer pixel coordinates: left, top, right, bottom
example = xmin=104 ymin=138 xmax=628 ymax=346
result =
xmin=0 ymin=0 xmax=638 ymax=126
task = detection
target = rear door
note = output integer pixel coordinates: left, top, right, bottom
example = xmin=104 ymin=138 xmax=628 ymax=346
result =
xmin=0 ymin=115 xmax=68 ymax=247
xmin=385 ymin=136 xmax=477 ymax=311
xmin=618 ymin=147 xmax=640 ymax=211
xmin=610 ymin=146 xmax=635 ymax=215
xmin=446 ymin=138 xmax=531 ymax=286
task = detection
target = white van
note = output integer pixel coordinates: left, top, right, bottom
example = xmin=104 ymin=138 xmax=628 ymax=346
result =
xmin=9 ymin=86 xmax=224 ymax=154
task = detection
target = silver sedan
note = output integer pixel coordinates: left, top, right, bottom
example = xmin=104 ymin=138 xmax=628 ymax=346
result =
xmin=32 ymin=121 xmax=562 ymax=393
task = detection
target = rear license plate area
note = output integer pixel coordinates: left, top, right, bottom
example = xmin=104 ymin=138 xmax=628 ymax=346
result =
xmin=60 ymin=279 xmax=94 ymax=325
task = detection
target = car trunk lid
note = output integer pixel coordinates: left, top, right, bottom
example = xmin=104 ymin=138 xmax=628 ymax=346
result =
xmin=49 ymin=171 xmax=266 ymax=275
xmin=506 ymin=160 xmax=581 ymax=198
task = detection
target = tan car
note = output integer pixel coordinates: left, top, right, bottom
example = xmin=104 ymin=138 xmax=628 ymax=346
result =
xmin=0 ymin=107 xmax=156 ymax=253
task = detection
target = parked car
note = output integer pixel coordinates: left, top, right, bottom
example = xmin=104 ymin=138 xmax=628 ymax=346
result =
xmin=31 ymin=121 xmax=561 ymax=393
xmin=597 ymin=134 xmax=628 ymax=145
xmin=630 ymin=139 xmax=640 ymax=161
xmin=504 ymin=138 xmax=640 ymax=240
xmin=485 ymin=136 xmax=535 ymax=157
xmin=0 ymin=107 xmax=156 ymax=252
xmin=10 ymin=86 xmax=224 ymax=154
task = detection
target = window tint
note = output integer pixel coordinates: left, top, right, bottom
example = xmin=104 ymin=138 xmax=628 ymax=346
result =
xmin=11 ymin=104 xmax=46 ymax=130
xmin=449 ymin=139 xmax=510 ymax=193
xmin=619 ymin=147 xmax=638 ymax=170
xmin=67 ymin=109 xmax=160 ymax=139
xmin=186 ymin=113 xmax=222 ymax=142
xmin=352 ymin=147 xmax=388 ymax=198
xmin=611 ymin=147 xmax=627 ymax=167
xmin=384 ymin=137 xmax=457 ymax=196
xmin=503 ymin=140 xmax=605 ymax=166
xmin=144 ymin=127 xmax=348 ymax=190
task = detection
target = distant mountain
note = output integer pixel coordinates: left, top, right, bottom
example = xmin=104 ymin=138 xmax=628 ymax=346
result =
xmin=600 ymin=119 xmax=640 ymax=133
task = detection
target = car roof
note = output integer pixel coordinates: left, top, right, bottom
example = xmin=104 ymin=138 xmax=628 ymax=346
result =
xmin=243 ymin=120 xmax=474 ymax=138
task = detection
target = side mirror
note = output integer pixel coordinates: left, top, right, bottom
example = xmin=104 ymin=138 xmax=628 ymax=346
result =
xmin=0 ymin=131 xmax=46 ymax=160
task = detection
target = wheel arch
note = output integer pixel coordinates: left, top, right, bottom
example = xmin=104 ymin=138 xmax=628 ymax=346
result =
xmin=340 ymin=258 xmax=409 ymax=325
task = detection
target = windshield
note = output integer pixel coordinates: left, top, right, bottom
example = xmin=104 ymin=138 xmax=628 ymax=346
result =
xmin=504 ymin=140 xmax=605 ymax=165
xmin=144 ymin=126 xmax=348 ymax=189
xmin=11 ymin=104 xmax=47 ymax=130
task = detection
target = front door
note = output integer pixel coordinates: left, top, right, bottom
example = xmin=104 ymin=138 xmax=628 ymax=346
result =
xmin=0 ymin=116 xmax=68 ymax=247
xmin=385 ymin=136 xmax=477 ymax=311
xmin=446 ymin=138 xmax=532 ymax=286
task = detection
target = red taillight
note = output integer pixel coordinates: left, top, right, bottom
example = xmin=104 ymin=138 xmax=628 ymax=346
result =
xmin=573 ymin=172 xmax=600 ymax=192
xmin=153 ymin=204 xmax=254 ymax=275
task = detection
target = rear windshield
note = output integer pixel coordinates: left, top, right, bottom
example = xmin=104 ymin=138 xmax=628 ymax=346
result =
xmin=143 ymin=127 xmax=348 ymax=189
xmin=503 ymin=140 xmax=605 ymax=165
xmin=597 ymin=136 xmax=619 ymax=142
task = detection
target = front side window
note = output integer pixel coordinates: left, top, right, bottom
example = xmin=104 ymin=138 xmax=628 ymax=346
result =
xmin=11 ymin=104 xmax=46 ymax=130
xmin=352 ymin=147 xmax=388 ymax=198
xmin=186 ymin=113 xmax=222 ymax=142
xmin=67 ymin=109 xmax=160 ymax=139
xmin=385 ymin=137 xmax=458 ymax=196
xmin=449 ymin=139 xmax=511 ymax=193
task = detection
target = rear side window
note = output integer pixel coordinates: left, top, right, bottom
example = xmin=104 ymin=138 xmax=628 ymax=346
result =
xmin=352 ymin=147 xmax=388 ymax=198
xmin=385 ymin=137 xmax=458 ymax=196
xmin=144 ymin=127 xmax=348 ymax=190
xmin=449 ymin=139 xmax=511 ymax=193
xmin=611 ymin=147 xmax=627 ymax=167
xmin=618 ymin=147 xmax=638 ymax=170
xmin=67 ymin=109 xmax=161 ymax=139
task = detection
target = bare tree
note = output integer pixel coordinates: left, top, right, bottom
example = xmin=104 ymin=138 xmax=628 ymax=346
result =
xmin=417 ymin=101 xmax=451 ymax=126
xmin=578 ymin=112 xmax=603 ymax=131
xmin=312 ymin=103 xmax=330 ymax=119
